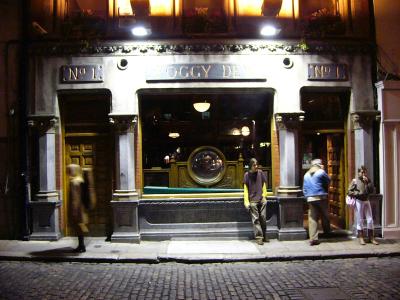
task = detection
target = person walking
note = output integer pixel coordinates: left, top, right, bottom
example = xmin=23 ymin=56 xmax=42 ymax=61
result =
xmin=67 ymin=164 xmax=89 ymax=253
xmin=347 ymin=166 xmax=379 ymax=245
xmin=303 ymin=158 xmax=331 ymax=246
xmin=243 ymin=158 xmax=269 ymax=245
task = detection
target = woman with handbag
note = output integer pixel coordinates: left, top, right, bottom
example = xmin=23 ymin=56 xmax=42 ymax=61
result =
xmin=347 ymin=166 xmax=379 ymax=245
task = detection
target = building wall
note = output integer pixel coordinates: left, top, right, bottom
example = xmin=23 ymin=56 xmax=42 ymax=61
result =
xmin=0 ymin=1 xmax=21 ymax=239
xmin=374 ymin=0 xmax=400 ymax=79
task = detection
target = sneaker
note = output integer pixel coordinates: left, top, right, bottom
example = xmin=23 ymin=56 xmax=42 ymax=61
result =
xmin=256 ymin=239 xmax=264 ymax=245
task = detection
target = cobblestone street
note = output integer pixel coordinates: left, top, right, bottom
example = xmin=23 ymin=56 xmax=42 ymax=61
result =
xmin=0 ymin=257 xmax=399 ymax=299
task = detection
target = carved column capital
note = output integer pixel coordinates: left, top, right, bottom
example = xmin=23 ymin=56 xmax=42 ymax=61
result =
xmin=27 ymin=115 xmax=59 ymax=134
xmin=350 ymin=110 xmax=381 ymax=130
xmin=109 ymin=114 xmax=138 ymax=132
xmin=275 ymin=112 xmax=305 ymax=130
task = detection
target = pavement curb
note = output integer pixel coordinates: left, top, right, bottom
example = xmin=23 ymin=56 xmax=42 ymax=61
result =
xmin=1 ymin=251 xmax=399 ymax=264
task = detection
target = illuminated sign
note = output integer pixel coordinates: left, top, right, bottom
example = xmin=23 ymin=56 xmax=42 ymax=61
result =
xmin=308 ymin=64 xmax=348 ymax=81
xmin=61 ymin=65 xmax=104 ymax=83
xmin=146 ymin=64 xmax=265 ymax=82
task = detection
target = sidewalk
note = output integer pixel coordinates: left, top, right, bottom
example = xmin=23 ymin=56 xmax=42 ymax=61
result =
xmin=1 ymin=232 xmax=400 ymax=263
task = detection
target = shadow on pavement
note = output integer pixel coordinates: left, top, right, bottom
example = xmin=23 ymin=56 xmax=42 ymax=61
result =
xmin=29 ymin=247 xmax=80 ymax=257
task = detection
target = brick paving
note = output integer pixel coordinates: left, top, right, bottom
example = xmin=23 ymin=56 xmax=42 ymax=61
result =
xmin=0 ymin=257 xmax=399 ymax=299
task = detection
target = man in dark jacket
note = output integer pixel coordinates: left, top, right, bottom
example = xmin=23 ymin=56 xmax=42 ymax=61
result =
xmin=243 ymin=158 xmax=268 ymax=245
xmin=303 ymin=158 xmax=331 ymax=246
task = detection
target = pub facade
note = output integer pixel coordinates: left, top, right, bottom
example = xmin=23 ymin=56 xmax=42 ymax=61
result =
xmin=27 ymin=0 xmax=381 ymax=242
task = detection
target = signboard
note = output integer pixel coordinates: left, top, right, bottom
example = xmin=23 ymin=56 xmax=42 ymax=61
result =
xmin=146 ymin=64 xmax=266 ymax=82
xmin=61 ymin=65 xmax=104 ymax=83
xmin=308 ymin=64 xmax=348 ymax=81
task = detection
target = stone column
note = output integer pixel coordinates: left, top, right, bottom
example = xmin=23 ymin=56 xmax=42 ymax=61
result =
xmin=275 ymin=112 xmax=307 ymax=240
xmin=109 ymin=114 xmax=140 ymax=243
xmin=28 ymin=115 xmax=61 ymax=241
xmin=351 ymin=110 xmax=382 ymax=235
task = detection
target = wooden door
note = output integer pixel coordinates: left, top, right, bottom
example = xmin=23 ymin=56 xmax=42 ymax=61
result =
xmin=326 ymin=134 xmax=345 ymax=228
xmin=65 ymin=135 xmax=112 ymax=236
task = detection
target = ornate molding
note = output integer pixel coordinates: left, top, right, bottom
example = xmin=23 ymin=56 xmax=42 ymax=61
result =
xmin=27 ymin=115 xmax=59 ymax=134
xmin=109 ymin=114 xmax=138 ymax=132
xmin=275 ymin=112 xmax=305 ymax=130
xmin=350 ymin=110 xmax=381 ymax=130
xmin=29 ymin=40 xmax=374 ymax=56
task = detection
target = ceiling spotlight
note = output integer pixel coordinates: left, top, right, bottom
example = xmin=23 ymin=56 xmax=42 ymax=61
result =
xmin=131 ymin=25 xmax=151 ymax=37
xmin=193 ymin=101 xmax=210 ymax=112
xmin=260 ymin=25 xmax=280 ymax=37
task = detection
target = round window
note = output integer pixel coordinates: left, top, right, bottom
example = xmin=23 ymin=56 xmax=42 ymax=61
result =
xmin=187 ymin=146 xmax=226 ymax=186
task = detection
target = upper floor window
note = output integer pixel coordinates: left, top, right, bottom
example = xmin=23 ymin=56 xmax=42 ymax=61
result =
xmin=118 ymin=0 xmax=174 ymax=17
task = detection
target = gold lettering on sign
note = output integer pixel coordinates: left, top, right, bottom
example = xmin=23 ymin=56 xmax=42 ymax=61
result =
xmin=179 ymin=66 xmax=189 ymax=78
xmin=201 ymin=65 xmax=211 ymax=78
xmin=222 ymin=65 xmax=240 ymax=78
xmin=190 ymin=66 xmax=202 ymax=78
xmin=313 ymin=65 xmax=331 ymax=78
xmin=166 ymin=66 xmax=178 ymax=78
xmin=67 ymin=66 xmax=87 ymax=81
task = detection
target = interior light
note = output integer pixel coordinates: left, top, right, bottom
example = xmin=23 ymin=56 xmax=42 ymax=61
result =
xmin=193 ymin=101 xmax=210 ymax=112
xmin=131 ymin=25 xmax=151 ymax=37
xmin=231 ymin=128 xmax=241 ymax=136
xmin=168 ymin=132 xmax=180 ymax=138
xmin=260 ymin=25 xmax=280 ymax=37
xmin=241 ymin=126 xmax=250 ymax=136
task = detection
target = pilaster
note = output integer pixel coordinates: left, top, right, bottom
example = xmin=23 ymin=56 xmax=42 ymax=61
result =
xmin=109 ymin=114 xmax=140 ymax=243
xmin=274 ymin=112 xmax=307 ymax=240
xmin=28 ymin=115 xmax=61 ymax=241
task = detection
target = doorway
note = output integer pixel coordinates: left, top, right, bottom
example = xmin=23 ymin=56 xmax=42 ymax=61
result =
xmin=61 ymin=93 xmax=113 ymax=237
xmin=300 ymin=90 xmax=349 ymax=230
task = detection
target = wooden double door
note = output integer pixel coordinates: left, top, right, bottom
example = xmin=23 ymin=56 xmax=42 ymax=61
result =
xmin=302 ymin=133 xmax=346 ymax=229
xmin=65 ymin=135 xmax=112 ymax=236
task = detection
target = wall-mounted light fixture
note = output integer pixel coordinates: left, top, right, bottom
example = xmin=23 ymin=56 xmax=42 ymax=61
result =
xmin=193 ymin=101 xmax=210 ymax=112
xmin=260 ymin=24 xmax=280 ymax=36
xmin=131 ymin=25 xmax=152 ymax=36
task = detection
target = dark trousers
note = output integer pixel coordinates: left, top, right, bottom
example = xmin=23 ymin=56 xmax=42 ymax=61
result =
xmin=249 ymin=200 xmax=267 ymax=241
xmin=308 ymin=199 xmax=331 ymax=241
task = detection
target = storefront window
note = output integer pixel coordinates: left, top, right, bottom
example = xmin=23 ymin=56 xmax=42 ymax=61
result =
xmin=140 ymin=91 xmax=273 ymax=192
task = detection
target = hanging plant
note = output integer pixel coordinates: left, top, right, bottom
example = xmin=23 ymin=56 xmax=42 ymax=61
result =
xmin=303 ymin=8 xmax=346 ymax=38
xmin=183 ymin=7 xmax=227 ymax=34
xmin=61 ymin=11 xmax=106 ymax=39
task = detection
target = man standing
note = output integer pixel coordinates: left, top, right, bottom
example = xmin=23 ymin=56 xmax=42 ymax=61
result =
xmin=303 ymin=158 xmax=331 ymax=246
xmin=243 ymin=158 xmax=268 ymax=245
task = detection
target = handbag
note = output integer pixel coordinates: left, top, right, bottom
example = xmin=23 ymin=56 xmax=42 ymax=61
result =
xmin=346 ymin=195 xmax=356 ymax=208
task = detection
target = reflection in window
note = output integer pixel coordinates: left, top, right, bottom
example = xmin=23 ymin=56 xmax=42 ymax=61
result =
xmin=66 ymin=0 xmax=107 ymax=18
